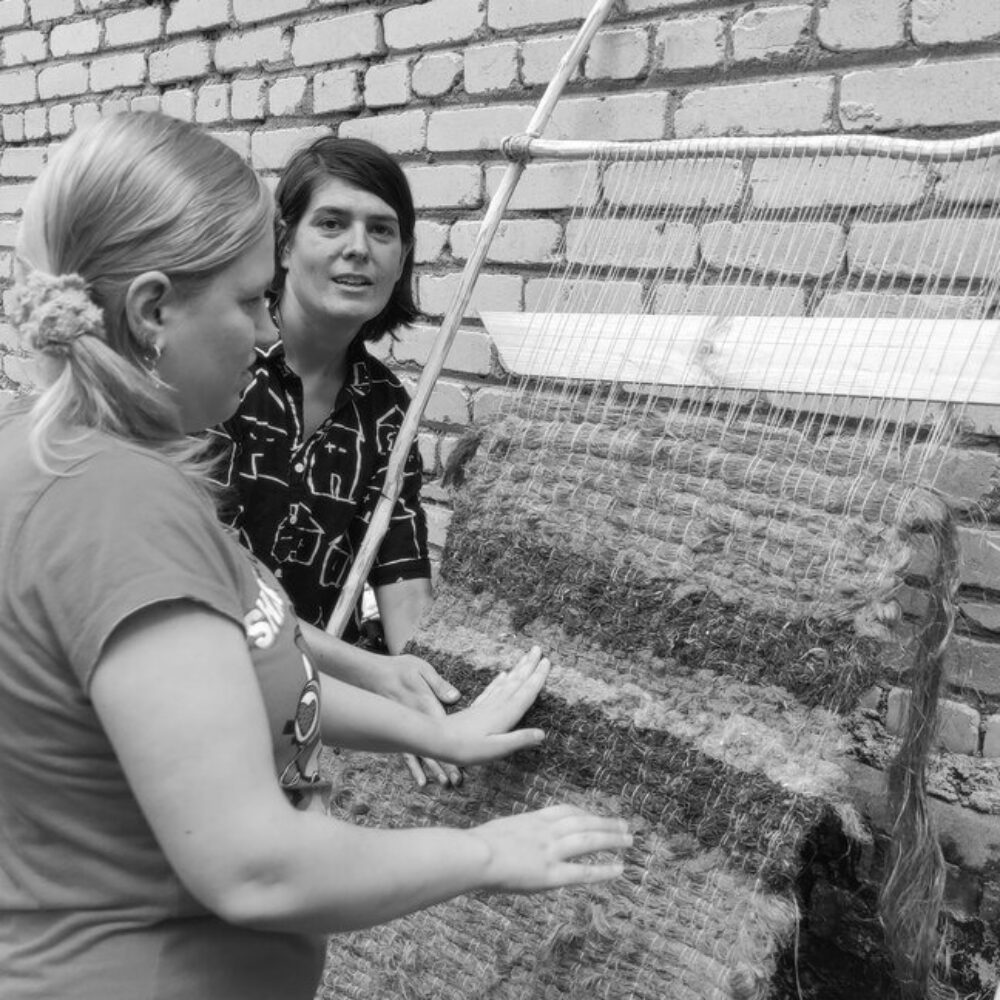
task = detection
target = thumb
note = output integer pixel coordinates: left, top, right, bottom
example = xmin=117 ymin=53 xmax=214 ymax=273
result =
xmin=484 ymin=727 xmax=546 ymax=761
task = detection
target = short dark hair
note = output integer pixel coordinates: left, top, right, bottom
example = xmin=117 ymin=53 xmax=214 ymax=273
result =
xmin=270 ymin=135 xmax=420 ymax=342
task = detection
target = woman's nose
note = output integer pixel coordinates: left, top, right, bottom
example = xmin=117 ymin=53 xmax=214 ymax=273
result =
xmin=255 ymin=307 xmax=279 ymax=348
xmin=343 ymin=222 xmax=370 ymax=260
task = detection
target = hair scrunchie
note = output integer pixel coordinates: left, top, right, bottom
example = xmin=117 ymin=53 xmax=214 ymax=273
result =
xmin=9 ymin=269 xmax=105 ymax=358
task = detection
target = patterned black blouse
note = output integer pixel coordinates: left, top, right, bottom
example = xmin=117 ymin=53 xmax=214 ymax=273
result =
xmin=213 ymin=338 xmax=430 ymax=640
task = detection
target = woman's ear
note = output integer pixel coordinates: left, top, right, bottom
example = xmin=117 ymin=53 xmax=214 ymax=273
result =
xmin=124 ymin=271 xmax=171 ymax=358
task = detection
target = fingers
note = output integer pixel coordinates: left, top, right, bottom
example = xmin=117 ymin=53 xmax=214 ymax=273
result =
xmin=486 ymin=728 xmax=546 ymax=759
xmin=403 ymin=753 xmax=427 ymax=788
xmin=421 ymin=756 xmax=453 ymax=788
xmin=548 ymin=860 xmax=626 ymax=887
xmin=419 ymin=665 xmax=461 ymax=705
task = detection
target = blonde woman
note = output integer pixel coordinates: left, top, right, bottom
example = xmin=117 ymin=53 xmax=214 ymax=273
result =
xmin=0 ymin=112 xmax=630 ymax=1000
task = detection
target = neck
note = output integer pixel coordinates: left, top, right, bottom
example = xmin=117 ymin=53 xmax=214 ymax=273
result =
xmin=277 ymin=299 xmax=360 ymax=381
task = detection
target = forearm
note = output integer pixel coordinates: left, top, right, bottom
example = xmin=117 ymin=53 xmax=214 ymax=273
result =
xmin=375 ymin=576 xmax=432 ymax=654
xmin=300 ymin=620 xmax=388 ymax=692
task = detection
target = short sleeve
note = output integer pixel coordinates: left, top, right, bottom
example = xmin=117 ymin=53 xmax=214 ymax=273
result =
xmin=18 ymin=447 xmax=248 ymax=689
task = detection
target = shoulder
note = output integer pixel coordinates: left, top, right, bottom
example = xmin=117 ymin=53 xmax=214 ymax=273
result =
xmin=361 ymin=348 xmax=411 ymax=403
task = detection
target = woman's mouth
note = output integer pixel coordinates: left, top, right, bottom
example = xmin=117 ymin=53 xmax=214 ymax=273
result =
xmin=332 ymin=274 xmax=372 ymax=287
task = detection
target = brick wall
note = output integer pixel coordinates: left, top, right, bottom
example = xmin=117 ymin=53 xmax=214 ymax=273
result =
xmin=2 ymin=0 xmax=1000 ymax=748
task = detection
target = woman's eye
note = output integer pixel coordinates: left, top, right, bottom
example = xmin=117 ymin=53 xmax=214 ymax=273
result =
xmin=319 ymin=218 xmax=345 ymax=232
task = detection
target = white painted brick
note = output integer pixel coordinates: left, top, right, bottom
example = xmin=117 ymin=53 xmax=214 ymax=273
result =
xmin=210 ymin=130 xmax=251 ymax=159
xmin=28 ymin=0 xmax=72 ymax=22
xmin=232 ymin=78 xmax=266 ymax=120
xmin=292 ymin=12 xmax=380 ymax=67
xmin=605 ymin=157 xmax=743 ymax=209
xmin=464 ymin=41 xmax=518 ymax=94
xmin=913 ymin=0 xmax=1000 ymax=44
xmin=451 ymin=218 xmax=561 ymax=264
xmin=471 ymin=385 xmax=514 ymax=421
xmin=818 ymin=0 xmax=906 ymax=51
xmin=567 ymin=219 xmax=697 ymax=269
xmin=733 ymin=5 xmax=811 ymax=62
xmin=160 ymin=88 xmax=194 ymax=121
xmin=51 ymin=18 xmax=100 ymax=56
xmin=4 ymin=29 xmax=45 ymax=64
xmin=90 ymin=52 xmax=146 ymax=92
xmin=416 ymin=431 xmax=437 ymax=474
xmin=395 ymin=322 xmax=492 ymax=376
xmin=937 ymin=699 xmax=980 ymax=755
xmin=522 ymin=34 xmax=579 ymax=87
xmin=428 ymin=102 xmax=532 ymax=152
xmin=984 ymin=715 xmax=1000 ymax=758
xmin=3 ymin=354 xmax=40 ymax=388
xmin=215 ymin=27 xmax=287 ymax=72
xmin=0 ymin=68 xmax=35 ymax=105
xmin=101 ymin=97 xmax=129 ymax=116
xmin=549 ymin=92 xmax=669 ymax=141
xmin=105 ymin=7 xmax=161 ymax=47
xmin=488 ymin=0 xmax=592 ymax=31
xmin=166 ymin=0 xmax=228 ymax=35
xmin=676 ymin=76 xmax=834 ymax=137
xmin=269 ymin=76 xmax=307 ymax=116
xmin=412 ymin=50 xmax=462 ymax=97
xmin=48 ymin=102 xmax=73 ymax=135
xmin=0 ymin=219 xmax=21 ymax=246
xmin=1 ymin=145 xmax=46 ymax=177
xmin=150 ymin=40 xmax=211 ymax=84
xmin=0 ymin=0 xmax=26 ymax=31
xmin=80 ymin=0 xmax=133 ymax=9
xmin=365 ymin=61 xmax=409 ymax=109
xmin=339 ymin=110 xmax=426 ymax=154
xmin=841 ymin=57 xmax=1000 ymax=131
xmin=406 ymin=163 xmax=481 ymax=209
xmin=814 ymin=291 xmax=987 ymax=320
xmin=251 ymin=126 xmax=328 ymax=171
xmin=418 ymin=272 xmax=522 ymax=318
xmin=130 ymin=95 xmax=160 ymax=113
xmin=424 ymin=503 xmax=452 ymax=550
xmin=0 ymin=317 xmax=15 ymax=345
xmin=74 ymin=102 xmax=101 ymax=129
xmin=2 ymin=113 xmax=24 ymax=142
xmin=196 ymin=83 xmax=229 ymax=123
xmin=413 ymin=220 xmax=448 ymax=263
xmin=654 ymin=282 xmax=806 ymax=316
xmin=37 ymin=62 xmax=87 ymax=99
xmin=486 ymin=161 xmax=598 ymax=210
xmin=656 ymin=15 xmax=725 ymax=72
xmin=22 ymin=106 xmax=45 ymax=139
xmin=384 ymin=0 xmax=484 ymax=50
xmin=586 ymin=26 xmax=649 ymax=80
xmin=314 ymin=67 xmax=361 ymax=113
xmin=235 ymin=0 xmax=310 ymax=24
xmin=526 ymin=278 xmax=643 ymax=313
xmin=423 ymin=379 xmax=469 ymax=425
xmin=885 ymin=686 xmax=908 ymax=733
xmin=936 ymin=157 xmax=1000 ymax=206
xmin=848 ymin=218 xmax=1000 ymax=282
xmin=701 ymin=220 xmax=845 ymax=279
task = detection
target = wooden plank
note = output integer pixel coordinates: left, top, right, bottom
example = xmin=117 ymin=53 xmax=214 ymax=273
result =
xmin=479 ymin=311 xmax=1000 ymax=404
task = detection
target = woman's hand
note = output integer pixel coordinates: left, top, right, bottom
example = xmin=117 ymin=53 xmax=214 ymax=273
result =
xmin=471 ymin=804 xmax=631 ymax=891
xmin=439 ymin=646 xmax=550 ymax=766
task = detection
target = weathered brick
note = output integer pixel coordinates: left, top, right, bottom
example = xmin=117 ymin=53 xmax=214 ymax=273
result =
xmin=522 ymin=33 xmax=580 ymax=87
xmin=251 ymin=126 xmax=328 ymax=171
xmin=74 ymin=101 xmax=101 ymax=129
xmin=733 ymin=5 xmax=811 ymax=62
xmin=416 ymin=431 xmax=437 ymax=475
xmin=656 ymin=15 xmax=724 ymax=71
xmin=413 ymin=220 xmax=448 ymax=263
xmin=395 ymin=322 xmax=493 ymax=376
xmin=750 ymin=156 xmax=926 ymax=210
xmin=885 ymin=685 xmax=908 ymax=732
xmin=913 ymin=0 xmax=1000 ymax=44
xmin=365 ymin=61 xmax=409 ymax=109
xmin=314 ymin=67 xmax=361 ymax=114
xmin=1 ymin=145 xmax=45 ymax=177
xmin=235 ymin=0 xmax=310 ymax=24
xmin=586 ymin=26 xmax=648 ymax=80
xmin=2 ymin=113 xmax=24 ymax=142
xmin=451 ymin=218 xmax=561 ymax=264
xmin=935 ymin=157 xmax=1000 ymax=207
xmin=28 ymin=0 xmax=72 ymax=22
xmin=150 ymin=40 xmax=211 ymax=84
xmin=384 ymin=0 xmax=483 ymax=50
xmin=50 ymin=18 xmax=100 ymax=56
xmin=841 ymin=57 xmax=1000 ymax=131
xmin=958 ymin=526 xmax=1000 ymax=591
xmin=0 ymin=317 xmax=17 ymax=347
xmin=215 ymin=27 xmax=287 ymax=72
xmin=676 ymin=76 xmax=834 ymax=137
xmin=486 ymin=161 xmax=598 ymax=210
xmin=418 ymin=272 xmax=522 ymax=318
xmin=464 ymin=40 xmax=518 ymax=94
xmin=231 ymin=78 xmax=265 ymax=120
xmin=701 ymin=220 xmax=844 ymax=278
xmin=165 ymin=0 xmax=228 ymax=35
xmin=160 ymin=88 xmax=194 ymax=121
xmin=412 ymin=50 xmax=461 ymax=97
xmin=424 ymin=502 xmax=452 ymax=550
xmin=130 ymin=94 xmax=160 ymax=114
xmin=962 ymin=600 xmax=1000 ymax=636
xmin=105 ymin=7 xmax=161 ymax=47
xmin=339 ymin=110 xmax=425 ymax=154
xmin=1 ymin=67 xmax=35 ymax=104
xmin=196 ymin=83 xmax=229 ymax=123
xmin=428 ymin=102 xmax=531 ymax=152
xmin=269 ymin=76 xmax=307 ymax=116
xmin=38 ymin=62 xmax=87 ymax=99
xmin=525 ymin=278 xmax=643 ymax=313
xmin=2 ymin=354 xmax=39 ymax=388
xmin=423 ymin=379 xmax=469 ymax=425
xmin=47 ymin=103 xmax=73 ymax=136
xmin=210 ymin=130 xmax=250 ymax=159
xmin=4 ymin=29 xmax=45 ymax=64
xmin=938 ymin=699 xmax=981 ymax=754
xmin=101 ymin=97 xmax=130 ymax=116
xmin=606 ymin=157 xmax=743 ymax=209
xmin=654 ymin=282 xmax=806 ymax=316
xmin=22 ymin=106 xmax=45 ymax=139
xmin=0 ymin=219 xmax=20 ymax=247
xmin=406 ymin=163 xmax=481 ymax=209
xmin=292 ymin=12 xmax=380 ymax=67
xmin=818 ymin=0 xmax=906 ymax=51
xmin=567 ymin=218 xmax=697 ymax=269
xmin=80 ymin=0 xmax=133 ymax=10
xmin=488 ymin=0 xmax=592 ymax=31
xmin=983 ymin=714 xmax=1000 ymax=758
xmin=847 ymin=218 xmax=1000 ymax=282
xmin=0 ymin=0 xmax=26 ymax=31
xmin=814 ymin=291 xmax=988 ymax=320
xmin=90 ymin=52 xmax=146 ymax=92
xmin=947 ymin=636 xmax=1000 ymax=696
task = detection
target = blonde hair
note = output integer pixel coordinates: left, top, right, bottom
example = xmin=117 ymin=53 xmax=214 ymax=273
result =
xmin=13 ymin=111 xmax=273 ymax=475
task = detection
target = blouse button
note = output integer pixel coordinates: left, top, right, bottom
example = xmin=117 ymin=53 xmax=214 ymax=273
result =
xmin=293 ymin=461 xmax=305 ymax=474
